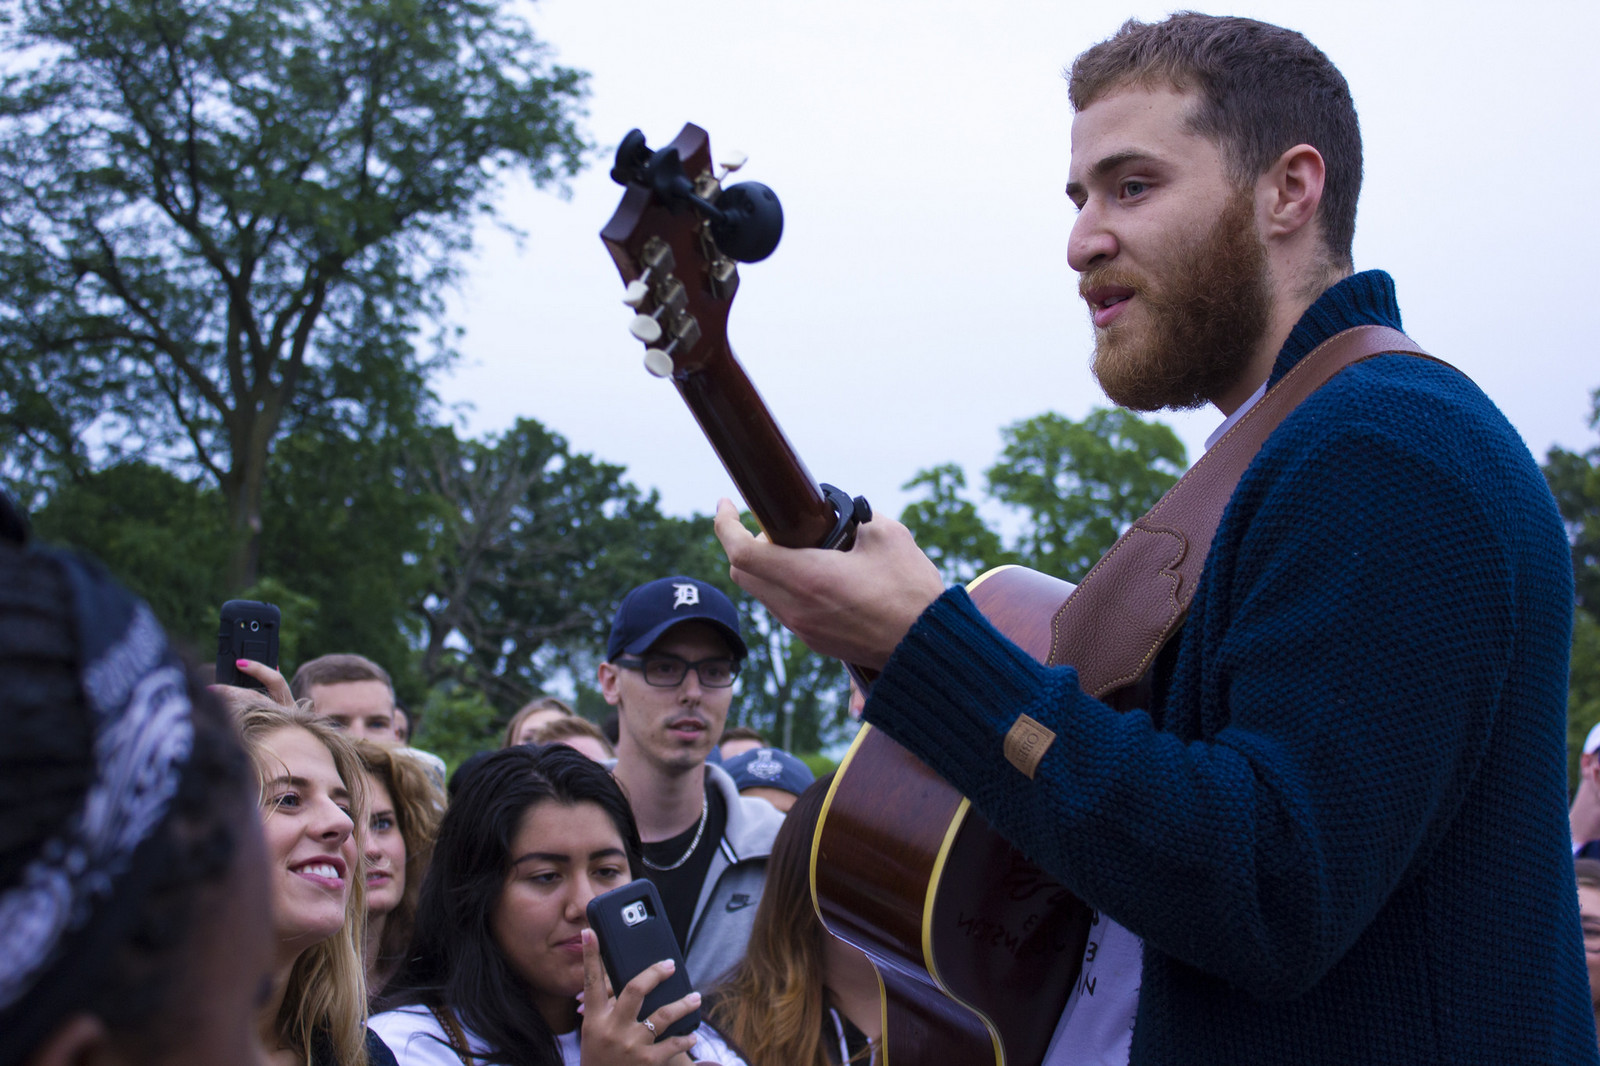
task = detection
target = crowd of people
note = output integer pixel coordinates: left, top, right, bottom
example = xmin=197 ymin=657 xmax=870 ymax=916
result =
xmin=0 ymin=498 xmax=850 ymax=1065
xmin=5 ymin=9 xmax=1599 ymax=1066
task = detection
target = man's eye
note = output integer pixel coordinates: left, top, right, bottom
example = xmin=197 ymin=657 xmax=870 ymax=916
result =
xmin=645 ymin=660 xmax=679 ymax=681
xmin=1121 ymin=180 xmax=1148 ymax=198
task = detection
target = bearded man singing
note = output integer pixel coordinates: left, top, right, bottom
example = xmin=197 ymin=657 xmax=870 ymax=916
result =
xmin=714 ymin=13 xmax=1595 ymax=1066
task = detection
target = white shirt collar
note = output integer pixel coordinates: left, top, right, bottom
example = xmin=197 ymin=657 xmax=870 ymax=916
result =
xmin=1204 ymin=378 xmax=1269 ymax=452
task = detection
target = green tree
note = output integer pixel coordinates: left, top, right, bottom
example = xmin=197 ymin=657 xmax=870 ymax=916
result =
xmin=1548 ymin=387 xmax=1600 ymax=787
xmin=729 ymin=599 xmax=849 ymax=753
xmin=901 ymin=407 xmax=1188 ymax=584
xmin=0 ymin=0 xmax=587 ymax=588
xmin=899 ymin=463 xmax=1012 ymax=585
xmin=409 ymin=419 xmax=729 ymax=713
xmin=1546 ymin=387 xmax=1600 ymax=618
xmin=989 ymin=408 xmax=1187 ymax=581
xmin=258 ymin=411 xmax=441 ymax=704
xmin=28 ymin=461 xmax=232 ymax=651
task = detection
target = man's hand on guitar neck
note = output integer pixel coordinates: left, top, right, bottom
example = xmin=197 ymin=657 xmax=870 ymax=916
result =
xmin=713 ymin=498 xmax=946 ymax=670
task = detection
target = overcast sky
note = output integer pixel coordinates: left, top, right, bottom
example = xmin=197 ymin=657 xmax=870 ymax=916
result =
xmin=435 ymin=0 xmax=1600 ymax=531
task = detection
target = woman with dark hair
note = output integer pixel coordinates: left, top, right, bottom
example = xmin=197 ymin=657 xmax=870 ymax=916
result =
xmin=355 ymin=740 xmax=444 ymax=1000
xmin=0 ymin=531 xmax=276 ymax=1065
xmin=705 ymin=775 xmax=881 ymax=1066
xmin=372 ymin=744 xmax=745 ymax=1066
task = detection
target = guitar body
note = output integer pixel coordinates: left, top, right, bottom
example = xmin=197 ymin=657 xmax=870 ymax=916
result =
xmin=813 ymin=565 xmax=1096 ymax=1066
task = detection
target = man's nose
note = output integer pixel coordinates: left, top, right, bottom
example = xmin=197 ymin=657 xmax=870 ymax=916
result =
xmin=1068 ymin=202 xmax=1118 ymax=273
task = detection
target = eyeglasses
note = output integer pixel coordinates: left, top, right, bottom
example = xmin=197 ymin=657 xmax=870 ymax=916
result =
xmin=614 ymin=654 xmax=739 ymax=688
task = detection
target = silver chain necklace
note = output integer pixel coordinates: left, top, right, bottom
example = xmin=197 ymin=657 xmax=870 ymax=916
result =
xmin=640 ymin=792 xmax=709 ymax=872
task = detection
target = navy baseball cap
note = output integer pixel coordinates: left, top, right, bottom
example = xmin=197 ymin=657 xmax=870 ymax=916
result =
xmin=606 ymin=576 xmax=747 ymax=661
xmin=723 ymin=747 xmax=816 ymax=797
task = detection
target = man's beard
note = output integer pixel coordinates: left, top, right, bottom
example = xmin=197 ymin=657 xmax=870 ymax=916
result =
xmin=1082 ymin=189 xmax=1273 ymax=412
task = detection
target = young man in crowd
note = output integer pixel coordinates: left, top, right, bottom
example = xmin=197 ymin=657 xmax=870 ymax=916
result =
xmin=715 ymin=13 xmax=1593 ymax=1065
xmin=292 ymin=652 xmax=446 ymax=784
xmin=716 ymin=725 xmax=768 ymax=761
xmin=291 ymin=652 xmax=400 ymax=741
xmin=598 ymin=575 xmax=784 ymax=987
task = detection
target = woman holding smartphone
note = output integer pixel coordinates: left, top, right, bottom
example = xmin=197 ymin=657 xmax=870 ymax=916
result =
xmin=371 ymin=744 xmax=744 ymax=1066
xmin=706 ymin=776 xmax=881 ymax=1066
xmin=236 ymin=699 xmax=396 ymax=1066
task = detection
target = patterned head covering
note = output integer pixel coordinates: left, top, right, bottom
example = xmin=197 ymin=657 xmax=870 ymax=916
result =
xmin=0 ymin=539 xmax=196 ymax=1017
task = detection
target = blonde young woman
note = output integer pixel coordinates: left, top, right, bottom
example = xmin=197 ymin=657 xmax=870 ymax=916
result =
xmin=503 ymin=696 xmax=577 ymax=748
xmin=354 ymin=740 xmax=444 ymax=1000
xmin=706 ymin=776 xmax=880 ymax=1066
xmin=236 ymin=698 xmax=397 ymax=1066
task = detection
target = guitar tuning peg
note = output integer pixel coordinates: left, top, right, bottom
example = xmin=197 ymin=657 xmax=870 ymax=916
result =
xmin=717 ymin=151 xmax=748 ymax=180
xmin=628 ymin=314 xmax=664 ymax=344
xmin=643 ymin=348 xmax=675 ymax=378
xmin=622 ymin=279 xmax=649 ymax=308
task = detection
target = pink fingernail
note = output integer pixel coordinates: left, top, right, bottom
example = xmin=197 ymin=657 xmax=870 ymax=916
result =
xmin=236 ymin=659 xmax=250 ymax=668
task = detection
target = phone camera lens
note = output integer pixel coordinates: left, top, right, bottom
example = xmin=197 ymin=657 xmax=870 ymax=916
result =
xmin=249 ymin=620 xmax=260 ymax=632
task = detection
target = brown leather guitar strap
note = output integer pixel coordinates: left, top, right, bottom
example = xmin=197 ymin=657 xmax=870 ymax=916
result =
xmin=1043 ymin=324 xmax=1437 ymax=696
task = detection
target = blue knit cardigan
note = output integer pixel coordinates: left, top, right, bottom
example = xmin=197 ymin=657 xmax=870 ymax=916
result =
xmin=863 ymin=272 xmax=1596 ymax=1065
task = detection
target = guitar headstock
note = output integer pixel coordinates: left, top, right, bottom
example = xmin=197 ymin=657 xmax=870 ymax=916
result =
xmin=600 ymin=124 xmax=782 ymax=378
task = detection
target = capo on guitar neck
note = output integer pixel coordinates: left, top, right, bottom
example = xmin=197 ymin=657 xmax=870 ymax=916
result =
xmin=819 ymin=482 xmax=873 ymax=551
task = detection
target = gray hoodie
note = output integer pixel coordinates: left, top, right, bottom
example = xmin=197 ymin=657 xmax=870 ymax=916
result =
xmin=682 ymin=761 xmax=784 ymax=988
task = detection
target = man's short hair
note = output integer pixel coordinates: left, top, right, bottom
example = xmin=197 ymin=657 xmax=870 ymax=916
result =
xmin=1068 ymin=13 xmax=1361 ymax=270
xmin=720 ymin=725 xmax=767 ymax=748
xmin=290 ymin=653 xmax=394 ymax=701
xmin=530 ymin=715 xmax=615 ymax=757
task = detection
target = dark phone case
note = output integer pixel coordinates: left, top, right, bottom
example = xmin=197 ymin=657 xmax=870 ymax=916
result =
xmin=214 ymin=600 xmax=281 ymax=690
xmin=585 ymin=879 xmax=700 ymax=1040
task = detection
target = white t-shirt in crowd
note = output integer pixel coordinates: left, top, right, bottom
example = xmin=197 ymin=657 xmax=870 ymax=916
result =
xmin=370 ymin=1004 xmax=746 ymax=1066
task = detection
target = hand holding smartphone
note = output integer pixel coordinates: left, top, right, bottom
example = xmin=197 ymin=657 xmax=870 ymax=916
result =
xmin=213 ymin=599 xmax=281 ymax=691
xmin=585 ymin=879 xmax=700 ymax=1041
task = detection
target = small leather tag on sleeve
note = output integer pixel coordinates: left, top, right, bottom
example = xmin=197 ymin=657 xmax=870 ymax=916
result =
xmin=1004 ymin=714 xmax=1055 ymax=779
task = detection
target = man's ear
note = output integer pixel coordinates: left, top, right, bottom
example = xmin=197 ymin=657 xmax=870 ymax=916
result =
xmin=596 ymin=660 xmax=622 ymax=706
xmin=1258 ymin=142 xmax=1326 ymax=242
xmin=24 ymin=1015 xmax=118 ymax=1066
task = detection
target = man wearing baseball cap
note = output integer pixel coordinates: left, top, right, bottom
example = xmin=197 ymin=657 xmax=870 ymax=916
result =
xmin=598 ymin=575 xmax=784 ymax=986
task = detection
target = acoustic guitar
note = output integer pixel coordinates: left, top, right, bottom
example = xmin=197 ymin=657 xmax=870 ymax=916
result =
xmin=601 ymin=123 xmax=1090 ymax=1066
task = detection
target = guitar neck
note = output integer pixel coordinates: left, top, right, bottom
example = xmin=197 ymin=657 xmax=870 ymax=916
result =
xmin=674 ymin=345 xmax=837 ymax=550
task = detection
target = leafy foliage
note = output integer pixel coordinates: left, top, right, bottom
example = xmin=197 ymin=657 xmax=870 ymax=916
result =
xmin=899 ymin=463 xmax=1011 ymax=585
xmin=1549 ymin=388 xmax=1600 ymax=786
xmin=0 ymin=0 xmax=588 ymax=585
xmin=1568 ymin=609 xmax=1600 ymax=791
xmin=1546 ymin=387 xmax=1600 ymax=619
xmin=902 ymin=407 xmax=1188 ymax=584
xmin=29 ymin=461 xmax=232 ymax=653
xmin=408 ymin=418 xmax=727 ymax=713
xmin=988 ymin=408 xmax=1187 ymax=582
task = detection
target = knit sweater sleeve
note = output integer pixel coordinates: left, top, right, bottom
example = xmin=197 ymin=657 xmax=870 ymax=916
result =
xmin=861 ymin=374 xmax=1528 ymax=999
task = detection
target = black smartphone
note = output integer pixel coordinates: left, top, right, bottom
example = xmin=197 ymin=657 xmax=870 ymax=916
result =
xmin=585 ymin=879 xmax=699 ymax=1040
xmin=214 ymin=600 xmax=281 ymax=690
